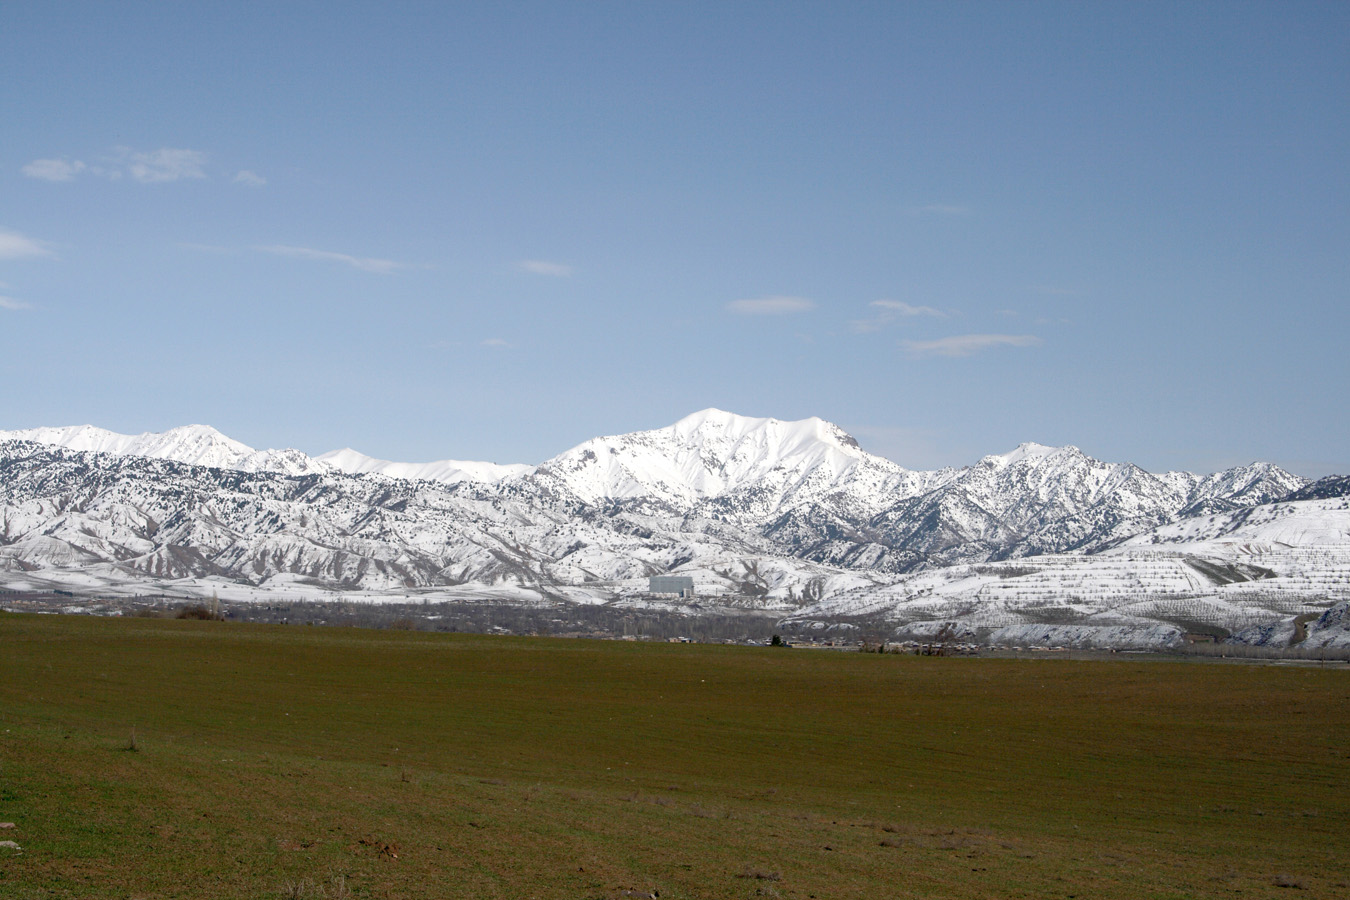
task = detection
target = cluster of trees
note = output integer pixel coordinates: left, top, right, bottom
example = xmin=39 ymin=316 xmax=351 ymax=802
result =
xmin=5 ymin=588 xmax=781 ymax=642
xmin=1185 ymin=641 xmax=1350 ymax=662
xmin=211 ymin=597 xmax=782 ymax=643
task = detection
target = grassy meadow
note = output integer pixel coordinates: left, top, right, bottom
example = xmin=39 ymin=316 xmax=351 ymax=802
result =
xmin=0 ymin=613 xmax=1347 ymax=899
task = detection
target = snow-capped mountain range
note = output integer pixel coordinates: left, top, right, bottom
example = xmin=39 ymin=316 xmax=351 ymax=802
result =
xmin=2 ymin=411 xmax=1346 ymax=648
xmin=0 ymin=423 xmax=328 ymax=476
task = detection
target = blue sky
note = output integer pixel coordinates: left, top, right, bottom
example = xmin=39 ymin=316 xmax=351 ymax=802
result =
xmin=3 ymin=1 xmax=1347 ymax=475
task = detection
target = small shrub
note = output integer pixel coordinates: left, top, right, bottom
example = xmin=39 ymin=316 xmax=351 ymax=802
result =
xmin=175 ymin=604 xmax=223 ymax=621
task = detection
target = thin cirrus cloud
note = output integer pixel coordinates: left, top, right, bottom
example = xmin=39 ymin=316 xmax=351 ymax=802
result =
xmin=21 ymin=147 xmax=213 ymax=184
xmin=518 ymin=260 xmax=573 ymax=277
xmin=902 ymin=333 xmax=1043 ymax=357
xmin=233 ymin=170 xmax=267 ymax=188
xmin=852 ymin=299 xmax=946 ymax=333
xmin=126 ymin=148 xmax=206 ymax=183
xmin=0 ymin=296 xmax=32 ymax=311
xmin=21 ymin=158 xmax=86 ymax=182
xmin=0 ymin=228 xmax=56 ymax=260
xmin=726 ymin=295 xmax=815 ymax=315
xmin=256 ymin=245 xmax=406 ymax=274
xmin=873 ymin=299 xmax=944 ymax=317
xmin=481 ymin=337 xmax=512 ymax=348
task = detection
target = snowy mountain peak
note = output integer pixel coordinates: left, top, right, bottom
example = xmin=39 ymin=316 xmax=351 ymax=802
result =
xmin=0 ymin=423 xmax=325 ymax=475
xmin=670 ymin=408 xmax=866 ymax=458
xmin=531 ymin=409 xmax=902 ymax=510
xmin=315 ymin=447 xmax=533 ymax=484
xmin=0 ymin=422 xmax=248 ymax=462
xmin=0 ymin=413 xmax=1326 ymax=646
xmin=670 ymin=407 xmax=762 ymax=435
xmin=984 ymin=442 xmax=1081 ymax=467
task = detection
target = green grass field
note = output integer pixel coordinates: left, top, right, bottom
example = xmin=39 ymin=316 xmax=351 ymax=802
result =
xmin=1 ymin=614 xmax=1346 ymax=899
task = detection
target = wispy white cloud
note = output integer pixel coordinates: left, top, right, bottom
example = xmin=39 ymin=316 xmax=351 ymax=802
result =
xmin=902 ymin=333 xmax=1042 ymax=357
xmin=519 ymin=259 xmax=573 ymax=277
xmin=481 ymin=337 xmax=512 ymax=348
xmin=256 ymin=245 xmax=406 ymax=274
xmin=233 ymin=170 xmax=266 ymax=188
xmin=0 ymin=296 xmax=32 ymax=311
xmin=0 ymin=228 xmax=57 ymax=260
xmin=21 ymin=158 xmax=86 ymax=182
xmin=873 ymin=299 xmax=945 ymax=317
xmin=126 ymin=147 xmax=207 ymax=183
xmin=23 ymin=147 xmax=211 ymax=184
xmin=726 ymin=295 xmax=815 ymax=315
xmin=851 ymin=299 xmax=947 ymax=333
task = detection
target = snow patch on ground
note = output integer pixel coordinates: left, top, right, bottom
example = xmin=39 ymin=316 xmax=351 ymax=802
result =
xmin=988 ymin=623 xmax=1186 ymax=650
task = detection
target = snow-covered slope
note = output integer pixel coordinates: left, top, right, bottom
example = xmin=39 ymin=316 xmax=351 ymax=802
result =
xmin=1115 ymin=496 xmax=1350 ymax=552
xmin=777 ymin=494 xmax=1350 ymax=648
xmin=797 ymin=442 xmax=1303 ymax=574
xmin=317 ymin=447 xmax=533 ymax=484
xmin=1 ymin=424 xmax=535 ymax=486
xmin=5 ymin=415 xmax=1304 ymax=559
xmin=1 ymin=411 xmax=1340 ymax=649
xmin=529 ymin=408 xmax=941 ymax=512
xmin=0 ymin=424 xmax=325 ymax=476
xmin=0 ymin=437 xmax=834 ymax=606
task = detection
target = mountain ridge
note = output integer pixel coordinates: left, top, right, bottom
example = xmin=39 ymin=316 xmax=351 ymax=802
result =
xmin=2 ymin=409 xmax=1297 ymax=496
xmin=0 ymin=412 xmax=1310 ymax=572
xmin=3 ymin=410 xmax=1337 ymax=650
